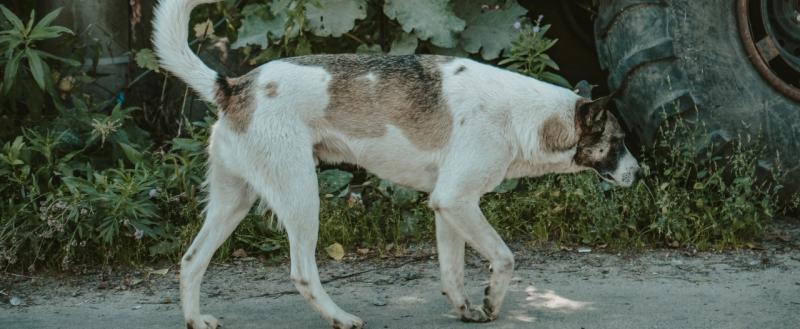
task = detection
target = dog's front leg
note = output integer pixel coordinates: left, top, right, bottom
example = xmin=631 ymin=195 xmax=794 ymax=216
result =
xmin=435 ymin=213 xmax=468 ymax=311
xmin=429 ymin=129 xmax=515 ymax=322
xmin=430 ymin=195 xmax=514 ymax=322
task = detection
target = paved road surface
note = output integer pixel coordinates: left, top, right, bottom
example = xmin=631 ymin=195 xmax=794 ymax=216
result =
xmin=2 ymin=248 xmax=799 ymax=329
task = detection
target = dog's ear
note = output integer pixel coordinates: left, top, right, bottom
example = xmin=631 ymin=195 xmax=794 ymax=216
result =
xmin=576 ymin=98 xmax=608 ymax=133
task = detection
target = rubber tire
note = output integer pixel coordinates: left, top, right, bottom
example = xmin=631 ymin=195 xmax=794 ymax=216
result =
xmin=594 ymin=0 xmax=800 ymax=192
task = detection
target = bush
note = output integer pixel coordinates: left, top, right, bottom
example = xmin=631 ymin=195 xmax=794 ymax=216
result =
xmin=0 ymin=2 xmax=787 ymax=271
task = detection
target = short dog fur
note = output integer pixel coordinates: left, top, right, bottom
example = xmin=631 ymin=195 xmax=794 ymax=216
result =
xmin=153 ymin=1 xmax=640 ymax=328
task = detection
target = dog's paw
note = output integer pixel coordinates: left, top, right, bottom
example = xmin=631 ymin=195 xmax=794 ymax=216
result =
xmin=331 ymin=313 xmax=365 ymax=329
xmin=459 ymin=305 xmax=494 ymax=323
xmin=186 ymin=314 xmax=221 ymax=329
xmin=482 ymin=296 xmax=500 ymax=320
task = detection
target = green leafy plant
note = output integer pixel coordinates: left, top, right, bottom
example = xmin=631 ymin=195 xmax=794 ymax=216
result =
xmin=0 ymin=6 xmax=79 ymax=115
xmin=225 ymin=0 xmax=531 ymax=64
xmin=498 ymin=15 xmax=570 ymax=87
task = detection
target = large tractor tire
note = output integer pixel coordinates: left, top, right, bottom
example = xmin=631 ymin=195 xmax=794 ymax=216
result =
xmin=594 ymin=0 xmax=800 ymax=192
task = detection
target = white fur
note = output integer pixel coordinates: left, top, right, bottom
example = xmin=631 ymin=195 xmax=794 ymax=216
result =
xmin=152 ymin=0 xmax=220 ymax=103
xmin=153 ymin=1 xmax=638 ymax=328
xmin=611 ymin=145 xmax=639 ymax=187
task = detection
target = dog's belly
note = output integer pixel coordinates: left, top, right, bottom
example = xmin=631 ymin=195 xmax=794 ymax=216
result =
xmin=316 ymin=125 xmax=441 ymax=192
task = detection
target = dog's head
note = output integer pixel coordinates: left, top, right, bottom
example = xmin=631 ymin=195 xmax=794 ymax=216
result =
xmin=573 ymin=94 xmax=640 ymax=187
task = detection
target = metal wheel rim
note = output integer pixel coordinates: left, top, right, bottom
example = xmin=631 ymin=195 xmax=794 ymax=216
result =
xmin=737 ymin=0 xmax=800 ymax=102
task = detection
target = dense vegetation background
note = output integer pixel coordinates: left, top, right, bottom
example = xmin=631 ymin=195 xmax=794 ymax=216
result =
xmin=0 ymin=0 xmax=791 ymax=272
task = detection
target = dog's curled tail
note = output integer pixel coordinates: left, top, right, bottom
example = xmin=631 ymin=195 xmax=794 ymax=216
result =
xmin=153 ymin=0 xmax=224 ymax=104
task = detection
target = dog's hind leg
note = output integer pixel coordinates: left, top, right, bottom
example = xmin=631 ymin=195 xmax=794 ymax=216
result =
xmin=181 ymin=161 xmax=256 ymax=329
xmin=248 ymin=143 xmax=364 ymax=329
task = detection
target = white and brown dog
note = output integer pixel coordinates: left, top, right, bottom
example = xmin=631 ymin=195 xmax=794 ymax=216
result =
xmin=153 ymin=1 xmax=640 ymax=328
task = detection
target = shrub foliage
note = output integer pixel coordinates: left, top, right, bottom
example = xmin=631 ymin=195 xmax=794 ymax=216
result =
xmin=0 ymin=2 xmax=784 ymax=271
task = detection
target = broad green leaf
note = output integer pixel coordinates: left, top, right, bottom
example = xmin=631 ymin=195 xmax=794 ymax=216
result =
xmin=3 ymin=51 xmax=22 ymax=93
xmin=389 ymin=185 xmax=418 ymax=205
xmin=493 ymin=179 xmax=519 ymax=193
xmin=119 ymin=142 xmax=143 ymax=163
xmin=38 ymin=51 xmax=81 ymax=66
xmin=29 ymin=25 xmax=72 ymax=40
xmin=318 ymin=169 xmax=353 ymax=194
xmin=377 ymin=179 xmax=419 ymax=206
xmin=232 ymin=3 xmax=287 ymax=49
xmin=538 ymin=54 xmax=560 ymax=70
xmin=31 ymin=7 xmax=63 ymax=32
xmin=135 ymin=48 xmax=159 ymax=72
xmin=453 ymin=0 xmax=526 ymax=60
xmin=0 ymin=34 xmax=22 ymax=49
xmin=270 ymin=0 xmax=292 ymax=15
xmin=0 ymin=5 xmax=24 ymax=33
xmin=170 ymin=138 xmax=203 ymax=153
xmin=383 ymin=0 xmax=465 ymax=48
xmin=305 ymin=0 xmax=366 ymax=38
xmin=25 ymin=9 xmax=35 ymax=35
xmin=389 ymin=32 xmax=418 ymax=55
xmin=539 ymin=71 xmax=571 ymax=88
xmin=25 ymin=48 xmax=46 ymax=90
xmin=0 ymin=28 xmax=23 ymax=37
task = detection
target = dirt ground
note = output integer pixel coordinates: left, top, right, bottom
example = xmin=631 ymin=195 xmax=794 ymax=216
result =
xmin=2 ymin=223 xmax=800 ymax=329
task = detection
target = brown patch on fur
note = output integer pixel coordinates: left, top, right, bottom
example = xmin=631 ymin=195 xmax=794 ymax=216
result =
xmin=539 ymin=115 xmax=577 ymax=152
xmin=285 ymin=54 xmax=454 ymax=150
xmin=215 ymin=73 xmax=256 ymax=133
xmin=265 ymin=81 xmax=279 ymax=98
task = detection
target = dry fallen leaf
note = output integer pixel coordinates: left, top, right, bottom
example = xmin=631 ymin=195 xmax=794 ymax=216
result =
xmin=356 ymin=248 xmax=370 ymax=255
xmin=325 ymin=243 xmax=345 ymax=261
xmin=232 ymin=248 xmax=248 ymax=258
xmin=150 ymin=268 xmax=169 ymax=276
xmin=194 ymin=19 xmax=215 ymax=39
xmin=130 ymin=0 xmax=142 ymax=40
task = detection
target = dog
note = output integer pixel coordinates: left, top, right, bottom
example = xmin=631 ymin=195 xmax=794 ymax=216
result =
xmin=153 ymin=1 xmax=640 ymax=328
